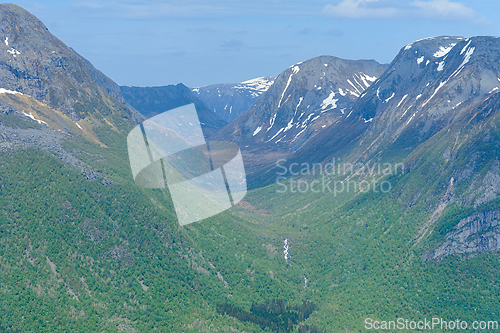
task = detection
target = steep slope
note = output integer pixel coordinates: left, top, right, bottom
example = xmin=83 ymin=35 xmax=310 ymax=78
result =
xmin=354 ymin=36 xmax=500 ymax=160
xmin=192 ymin=76 xmax=275 ymax=123
xmin=287 ymin=36 xmax=500 ymax=167
xmin=121 ymin=84 xmax=227 ymax=137
xmin=0 ymin=3 xmax=141 ymax=179
xmin=0 ymin=4 xmax=139 ymax=123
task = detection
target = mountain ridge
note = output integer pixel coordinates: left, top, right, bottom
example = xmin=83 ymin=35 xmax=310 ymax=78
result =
xmin=120 ymin=83 xmax=227 ymax=137
xmin=2 ymin=5 xmax=500 ymax=331
xmin=192 ymin=76 xmax=275 ymax=123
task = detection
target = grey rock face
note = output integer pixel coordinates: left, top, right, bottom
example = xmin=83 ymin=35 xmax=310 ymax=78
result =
xmin=192 ymin=77 xmax=275 ymax=123
xmin=0 ymin=114 xmax=99 ymax=180
xmin=425 ymin=210 xmax=500 ymax=260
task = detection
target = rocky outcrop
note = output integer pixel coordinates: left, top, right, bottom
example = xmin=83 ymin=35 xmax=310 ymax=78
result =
xmin=0 ymin=4 xmax=137 ymax=121
xmin=424 ymin=210 xmax=500 ymax=260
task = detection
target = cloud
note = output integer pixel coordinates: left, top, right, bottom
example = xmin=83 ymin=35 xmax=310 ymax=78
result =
xmin=322 ymin=0 xmax=481 ymax=21
xmin=322 ymin=0 xmax=399 ymax=19
xmin=410 ymin=0 xmax=476 ymax=19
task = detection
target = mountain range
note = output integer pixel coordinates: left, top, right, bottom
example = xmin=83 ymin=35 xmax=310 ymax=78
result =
xmin=120 ymin=83 xmax=227 ymax=138
xmin=1 ymin=3 xmax=500 ymax=332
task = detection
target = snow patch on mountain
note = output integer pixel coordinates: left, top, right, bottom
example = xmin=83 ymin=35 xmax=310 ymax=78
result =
xmin=422 ymin=81 xmax=447 ymax=107
xmin=434 ymin=43 xmax=456 ymax=57
xmin=0 ymin=88 xmax=22 ymax=95
xmin=267 ymin=113 xmax=277 ymax=132
xmin=452 ymin=46 xmax=475 ymax=78
xmin=320 ymin=91 xmax=338 ymax=110
xmin=20 ymin=111 xmax=47 ymax=125
xmin=235 ymin=77 xmax=275 ymax=92
xmin=460 ymin=40 xmax=472 ymax=55
xmin=253 ymin=126 xmax=262 ymax=136
xmin=278 ymin=66 xmax=300 ymax=108
xmin=7 ymin=48 xmax=20 ymax=57
xmin=397 ymin=94 xmax=408 ymax=107
xmin=296 ymin=97 xmax=303 ymax=110
xmin=437 ymin=61 xmax=445 ymax=71
xmin=384 ymin=92 xmax=395 ymax=103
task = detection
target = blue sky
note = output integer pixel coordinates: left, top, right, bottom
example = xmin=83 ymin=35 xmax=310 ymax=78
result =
xmin=15 ymin=0 xmax=500 ymax=87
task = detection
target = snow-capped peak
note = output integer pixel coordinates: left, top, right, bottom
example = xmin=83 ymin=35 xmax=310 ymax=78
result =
xmin=236 ymin=77 xmax=275 ymax=92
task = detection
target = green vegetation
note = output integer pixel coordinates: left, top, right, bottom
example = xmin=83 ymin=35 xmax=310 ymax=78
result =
xmin=2 ymin=85 xmax=500 ymax=332
xmin=217 ymin=299 xmax=320 ymax=333
xmin=0 ymin=113 xmax=41 ymax=130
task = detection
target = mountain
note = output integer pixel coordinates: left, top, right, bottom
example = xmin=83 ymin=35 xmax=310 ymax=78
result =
xmin=0 ymin=5 xmax=316 ymax=333
xmin=0 ymin=4 xmax=139 ymax=123
xmin=213 ymin=56 xmax=387 ymax=184
xmin=290 ymin=36 xmax=500 ymax=166
xmin=192 ymin=76 xmax=275 ymax=123
xmin=2 ymin=4 xmax=500 ymax=331
xmin=232 ymin=36 xmax=500 ymax=331
xmin=121 ymin=83 xmax=227 ymax=137
xmin=274 ymin=35 xmax=500 ymax=260
xmin=0 ymin=3 xmax=140 ymax=175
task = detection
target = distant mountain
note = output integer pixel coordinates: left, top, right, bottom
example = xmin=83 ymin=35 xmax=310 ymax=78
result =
xmin=120 ymin=84 xmax=227 ymax=137
xmin=192 ymin=76 xmax=274 ymax=123
xmin=213 ymin=56 xmax=387 ymax=181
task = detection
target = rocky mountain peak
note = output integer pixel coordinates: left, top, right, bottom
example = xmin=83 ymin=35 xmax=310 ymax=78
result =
xmin=340 ymin=36 xmax=500 ymax=159
xmin=215 ymin=55 xmax=387 ymax=151
xmin=0 ymin=3 xmax=134 ymax=121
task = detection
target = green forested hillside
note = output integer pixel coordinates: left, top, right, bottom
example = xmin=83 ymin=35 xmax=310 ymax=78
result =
xmin=3 ymin=91 xmax=500 ymax=332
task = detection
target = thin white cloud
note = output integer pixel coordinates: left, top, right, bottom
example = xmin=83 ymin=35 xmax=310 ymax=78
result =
xmin=410 ymin=0 xmax=476 ymax=19
xmin=323 ymin=0 xmax=481 ymax=21
xmin=322 ymin=0 xmax=399 ymax=19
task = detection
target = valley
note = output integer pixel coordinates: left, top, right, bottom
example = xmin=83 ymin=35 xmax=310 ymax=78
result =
xmin=1 ymin=3 xmax=500 ymax=333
